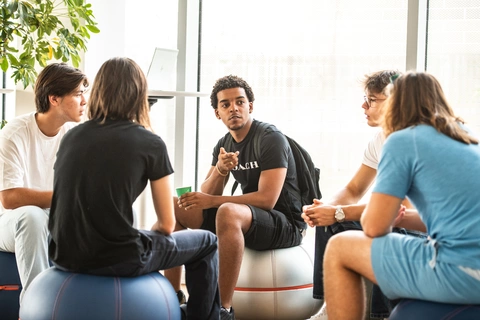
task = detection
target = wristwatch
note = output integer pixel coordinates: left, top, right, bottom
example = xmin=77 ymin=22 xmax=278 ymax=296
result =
xmin=334 ymin=206 xmax=345 ymax=223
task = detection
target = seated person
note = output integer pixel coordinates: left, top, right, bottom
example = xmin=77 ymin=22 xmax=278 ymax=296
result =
xmin=48 ymin=57 xmax=220 ymax=320
xmin=324 ymin=71 xmax=480 ymax=318
xmin=0 ymin=63 xmax=88 ymax=302
xmin=303 ymin=70 xmax=426 ymax=319
xmin=165 ymin=75 xmax=306 ymax=320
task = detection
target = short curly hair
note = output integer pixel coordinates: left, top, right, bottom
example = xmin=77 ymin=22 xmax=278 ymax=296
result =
xmin=210 ymin=75 xmax=255 ymax=109
xmin=362 ymin=70 xmax=399 ymax=95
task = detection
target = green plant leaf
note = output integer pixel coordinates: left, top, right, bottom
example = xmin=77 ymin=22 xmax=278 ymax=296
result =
xmin=12 ymin=63 xmax=37 ymax=89
xmin=1 ymin=0 xmax=100 ymax=88
xmin=7 ymin=53 xmax=19 ymax=65
xmin=7 ymin=2 xmax=18 ymax=12
xmin=71 ymin=54 xmax=80 ymax=67
xmin=0 ymin=57 xmax=9 ymax=72
xmin=86 ymin=25 xmax=100 ymax=33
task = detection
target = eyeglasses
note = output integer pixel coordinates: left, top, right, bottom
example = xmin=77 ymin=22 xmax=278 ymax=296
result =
xmin=363 ymin=96 xmax=386 ymax=108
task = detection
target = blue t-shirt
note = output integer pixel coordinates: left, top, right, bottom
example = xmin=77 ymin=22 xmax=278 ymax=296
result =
xmin=374 ymin=124 xmax=480 ymax=269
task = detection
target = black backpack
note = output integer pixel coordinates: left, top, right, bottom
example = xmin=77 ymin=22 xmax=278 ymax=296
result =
xmin=227 ymin=121 xmax=322 ymax=205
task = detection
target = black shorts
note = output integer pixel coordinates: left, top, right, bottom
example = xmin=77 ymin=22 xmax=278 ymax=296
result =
xmin=200 ymin=205 xmax=303 ymax=250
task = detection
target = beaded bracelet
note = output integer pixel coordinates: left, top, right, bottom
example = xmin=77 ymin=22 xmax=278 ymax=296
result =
xmin=216 ymin=163 xmax=228 ymax=177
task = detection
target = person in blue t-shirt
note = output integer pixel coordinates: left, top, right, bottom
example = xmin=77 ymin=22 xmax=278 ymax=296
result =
xmin=323 ymin=71 xmax=480 ymax=319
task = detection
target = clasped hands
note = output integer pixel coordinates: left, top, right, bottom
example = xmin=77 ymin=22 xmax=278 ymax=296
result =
xmin=301 ymin=199 xmax=407 ymax=228
xmin=301 ymin=199 xmax=332 ymax=228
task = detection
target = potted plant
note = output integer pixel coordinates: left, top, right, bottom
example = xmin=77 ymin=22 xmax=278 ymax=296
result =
xmin=0 ymin=0 xmax=100 ymax=89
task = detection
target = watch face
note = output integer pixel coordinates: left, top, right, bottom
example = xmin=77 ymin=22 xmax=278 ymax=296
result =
xmin=335 ymin=207 xmax=345 ymax=221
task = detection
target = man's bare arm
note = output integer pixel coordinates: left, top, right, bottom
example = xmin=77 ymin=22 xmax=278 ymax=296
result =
xmin=302 ymin=164 xmax=377 ymax=226
xmin=181 ymin=168 xmax=286 ymax=211
xmin=201 ymin=147 xmax=238 ymax=196
xmin=329 ymin=164 xmax=378 ymax=220
xmin=330 ymin=164 xmax=377 ymax=205
xmin=150 ymin=175 xmax=175 ymax=235
xmin=394 ymin=208 xmax=427 ymax=232
xmin=201 ymin=165 xmax=230 ymax=196
xmin=361 ymin=192 xmax=402 ymax=237
xmin=0 ymin=188 xmax=53 ymax=210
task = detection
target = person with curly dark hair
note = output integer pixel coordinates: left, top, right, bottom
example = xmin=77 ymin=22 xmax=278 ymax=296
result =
xmin=165 ymin=75 xmax=306 ymax=320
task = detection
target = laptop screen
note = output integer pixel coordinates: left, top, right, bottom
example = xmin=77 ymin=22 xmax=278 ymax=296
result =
xmin=146 ymin=47 xmax=178 ymax=91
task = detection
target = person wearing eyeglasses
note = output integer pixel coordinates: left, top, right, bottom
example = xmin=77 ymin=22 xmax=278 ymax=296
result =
xmin=303 ymin=70 xmax=427 ymax=320
xmin=322 ymin=71 xmax=480 ymax=319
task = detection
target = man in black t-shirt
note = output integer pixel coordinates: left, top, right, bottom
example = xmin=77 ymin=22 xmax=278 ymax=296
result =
xmin=165 ymin=75 xmax=306 ymax=320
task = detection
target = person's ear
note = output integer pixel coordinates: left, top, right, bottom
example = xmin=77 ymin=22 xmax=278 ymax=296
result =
xmin=249 ymin=102 xmax=253 ymax=113
xmin=215 ymin=109 xmax=221 ymax=119
xmin=49 ymin=95 xmax=60 ymax=107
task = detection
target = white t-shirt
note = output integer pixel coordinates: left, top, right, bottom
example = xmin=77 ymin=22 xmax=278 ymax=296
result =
xmin=362 ymin=130 xmax=386 ymax=170
xmin=0 ymin=112 xmax=75 ymax=214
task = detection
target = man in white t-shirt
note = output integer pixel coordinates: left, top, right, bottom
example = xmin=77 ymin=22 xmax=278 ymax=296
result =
xmin=0 ymin=63 xmax=88 ymax=303
xmin=303 ymin=70 xmax=426 ymax=319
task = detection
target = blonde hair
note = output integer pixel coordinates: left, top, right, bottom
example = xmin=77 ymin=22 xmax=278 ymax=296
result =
xmin=88 ymin=57 xmax=151 ymax=128
xmin=382 ymin=71 xmax=478 ymax=145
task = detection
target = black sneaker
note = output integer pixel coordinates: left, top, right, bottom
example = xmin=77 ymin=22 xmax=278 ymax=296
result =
xmin=220 ymin=306 xmax=235 ymax=320
xmin=177 ymin=290 xmax=187 ymax=305
xmin=180 ymin=303 xmax=187 ymax=320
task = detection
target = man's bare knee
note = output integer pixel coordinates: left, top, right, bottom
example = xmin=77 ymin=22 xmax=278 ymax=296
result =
xmin=216 ymin=203 xmax=252 ymax=234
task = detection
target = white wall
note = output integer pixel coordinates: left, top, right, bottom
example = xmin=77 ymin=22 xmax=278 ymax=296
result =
xmin=84 ymin=0 xmax=179 ymax=79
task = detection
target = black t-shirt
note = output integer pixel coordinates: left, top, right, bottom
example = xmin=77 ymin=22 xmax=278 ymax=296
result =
xmin=212 ymin=120 xmax=304 ymax=228
xmin=48 ymin=119 xmax=173 ymax=270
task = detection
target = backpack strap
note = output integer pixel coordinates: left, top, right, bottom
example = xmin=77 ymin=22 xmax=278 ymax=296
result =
xmin=222 ymin=132 xmax=234 ymax=154
xmin=230 ymin=122 xmax=302 ymax=229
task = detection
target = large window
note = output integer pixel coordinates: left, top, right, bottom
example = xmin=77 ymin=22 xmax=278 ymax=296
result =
xmin=426 ymin=0 xmax=480 ymax=133
xmin=195 ymin=0 xmax=480 ymax=200
xmin=197 ymin=0 xmax=410 ymax=202
xmin=126 ymin=0 xmax=480 ymax=230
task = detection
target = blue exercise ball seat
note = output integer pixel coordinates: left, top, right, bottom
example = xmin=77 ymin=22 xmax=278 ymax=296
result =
xmin=389 ymin=299 xmax=480 ymax=320
xmin=0 ymin=251 xmax=22 ymax=320
xmin=20 ymin=267 xmax=181 ymax=320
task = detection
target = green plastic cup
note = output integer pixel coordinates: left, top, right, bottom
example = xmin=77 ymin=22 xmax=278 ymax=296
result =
xmin=176 ymin=186 xmax=191 ymax=197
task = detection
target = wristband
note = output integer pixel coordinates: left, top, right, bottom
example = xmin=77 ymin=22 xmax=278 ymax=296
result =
xmin=216 ymin=163 xmax=228 ymax=177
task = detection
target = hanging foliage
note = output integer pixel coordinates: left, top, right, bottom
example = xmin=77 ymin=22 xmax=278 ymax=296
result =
xmin=0 ymin=0 xmax=100 ymax=88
